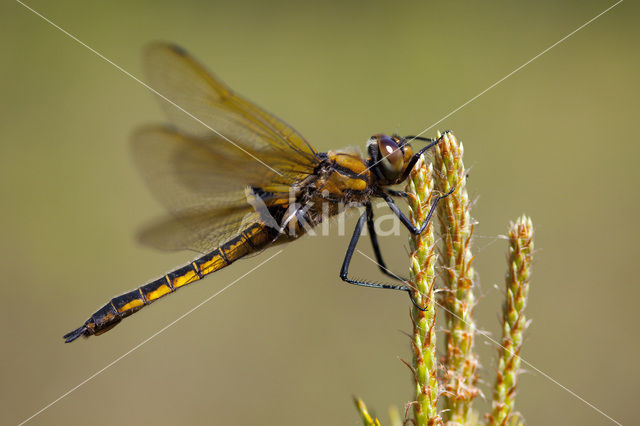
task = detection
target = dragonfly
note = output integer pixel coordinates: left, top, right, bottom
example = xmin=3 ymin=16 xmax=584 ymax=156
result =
xmin=63 ymin=43 xmax=453 ymax=343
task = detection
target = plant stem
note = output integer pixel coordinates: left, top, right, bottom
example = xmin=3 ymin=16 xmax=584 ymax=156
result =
xmin=433 ymin=131 xmax=480 ymax=423
xmin=406 ymin=155 xmax=441 ymax=426
xmin=488 ymin=215 xmax=534 ymax=425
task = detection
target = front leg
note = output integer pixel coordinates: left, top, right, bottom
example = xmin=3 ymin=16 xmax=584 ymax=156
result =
xmin=398 ymin=132 xmax=448 ymax=183
xmin=380 ymin=186 xmax=455 ymax=235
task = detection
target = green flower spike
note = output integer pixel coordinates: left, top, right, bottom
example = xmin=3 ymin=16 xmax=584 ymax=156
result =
xmin=488 ymin=215 xmax=534 ymax=425
xmin=406 ymin=155 xmax=442 ymax=426
xmin=433 ymin=131 xmax=480 ymax=423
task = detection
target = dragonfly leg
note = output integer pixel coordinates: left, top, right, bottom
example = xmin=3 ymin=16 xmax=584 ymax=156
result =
xmin=339 ymin=210 xmax=412 ymax=293
xmin=339 ymin=208 xmax=439 ymax=312
xmin=398 ymin=132 xmax=447 ymax=183
xmin=380 ymin=185 xmax=456 ymax=235
xmin=365 ymin=204 xmax=407 ymax=282
xmin=386 ymin=189 xmax=408 ymax=198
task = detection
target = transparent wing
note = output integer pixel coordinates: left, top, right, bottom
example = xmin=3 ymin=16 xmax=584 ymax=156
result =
xmin=143 ymin=42 xmax=319 ymax=172
xmin=132 ymin=126 xmax=313 ymax=213
xmin=132 ymin=126 xmax=307 ymax=253
xmin=134 ymin=44 xmax=322 ymax=253
xmin=138 ymin=206 xmax=261 ymax=253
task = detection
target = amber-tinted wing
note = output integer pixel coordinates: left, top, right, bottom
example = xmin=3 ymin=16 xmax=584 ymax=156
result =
xmin=134 ymin=44 xmax=321 ymax=253
xmin=143 ymin=43 xmax=319 ymax=173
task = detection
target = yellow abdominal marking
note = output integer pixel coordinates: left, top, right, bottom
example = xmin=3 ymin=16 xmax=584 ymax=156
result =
xmin=172 ymin=270 xmax=199 ymax=288
xmin=226 ymin=238 xmax=245 ymax=255
xmin=198 ymin=254 xmax=226 ymax=275
xmin=144 ymin=283 xmax=172 ymax=301
xmin=117 ymin=298 xmax=144 ymax=313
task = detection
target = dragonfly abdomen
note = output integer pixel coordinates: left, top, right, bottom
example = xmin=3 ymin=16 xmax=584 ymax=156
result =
xmin=63 ymin=223 xmax=274 ymax=342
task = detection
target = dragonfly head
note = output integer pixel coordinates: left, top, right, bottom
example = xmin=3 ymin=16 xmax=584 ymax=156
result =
xmin=367 ymin=134 xmax=413 ymax=185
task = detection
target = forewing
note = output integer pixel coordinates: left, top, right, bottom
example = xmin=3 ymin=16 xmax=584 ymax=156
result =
xmin=134 ymin=43 xmax=321 ymax=252
xmin=143 ymin=43 xmax=319 ymax=172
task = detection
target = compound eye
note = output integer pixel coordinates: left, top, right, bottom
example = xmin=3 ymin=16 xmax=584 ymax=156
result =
xmin=377 ymin=135 xmax=403 ymax=180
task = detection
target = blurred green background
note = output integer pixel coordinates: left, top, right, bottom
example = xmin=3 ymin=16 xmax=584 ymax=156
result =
xmin=2 ymin=1 xmax=638 ymax=425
